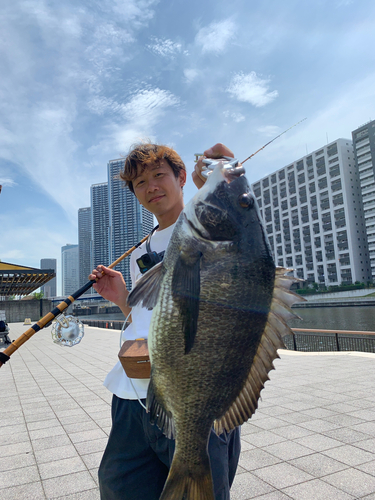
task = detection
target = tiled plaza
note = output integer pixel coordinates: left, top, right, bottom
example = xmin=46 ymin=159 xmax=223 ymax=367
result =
xmin=1 ymin=322 xmax=375 ymax=499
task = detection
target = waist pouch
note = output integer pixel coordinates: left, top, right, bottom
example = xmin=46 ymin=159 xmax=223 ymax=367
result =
xmin=118 ymin=339 xmax=151 ymax=379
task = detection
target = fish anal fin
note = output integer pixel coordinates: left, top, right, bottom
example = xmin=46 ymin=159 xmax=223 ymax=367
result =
xmin=147 ymin=374 xmax=175 ymax=439
xmin=172 ymin=251 xmax=202 ymax=354
xmin=127 ymin=261 xmax=164 ymax=309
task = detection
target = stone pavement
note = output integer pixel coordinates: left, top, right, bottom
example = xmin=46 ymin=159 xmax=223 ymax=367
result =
xmin=1 ymin=322 xmax=375 ymax=500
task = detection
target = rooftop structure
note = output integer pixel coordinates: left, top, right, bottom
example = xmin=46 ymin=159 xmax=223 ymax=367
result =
xmin=0 ymin=261 xmax=56 ymax=297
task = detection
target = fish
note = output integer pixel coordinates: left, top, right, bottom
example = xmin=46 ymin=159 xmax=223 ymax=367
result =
xmin=127 ymin=161 xmax=305 ymax=500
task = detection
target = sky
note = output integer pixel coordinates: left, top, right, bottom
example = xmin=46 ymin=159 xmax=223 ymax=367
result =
xmin=1 ymin=0 xmax=375 ymax=294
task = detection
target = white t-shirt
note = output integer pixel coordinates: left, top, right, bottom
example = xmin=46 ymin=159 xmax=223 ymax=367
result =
xmin=103 ymin=224 xmax=175 ymax=399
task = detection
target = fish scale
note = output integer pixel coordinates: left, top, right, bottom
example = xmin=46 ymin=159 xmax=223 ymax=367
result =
xmin=128 ymin=161 xmax=306 ymax=500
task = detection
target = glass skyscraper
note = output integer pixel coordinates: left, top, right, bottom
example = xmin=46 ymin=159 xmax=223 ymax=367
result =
xmin=78 ymin=207 xmax=92 ymax=290
xmin=108 ymin=159 xmax=154 ymax=287
xmin=90 ymin=183 xmax=109 ymax=269
xmin=61 ymin=244 xmax=79 ymax=296
xmin=40 ymin=258 xmax=57 ymax=297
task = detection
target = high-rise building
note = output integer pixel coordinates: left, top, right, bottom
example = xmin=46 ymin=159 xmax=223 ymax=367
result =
xmin=108 ymin=159 xmax=154 ymax=286
xmin=40 ymin=258 xmax=57 ymax=297
xmin=78 ymin=207 xmax=92 ymax=289
xmin=91 ymin=183 xmax=109 ymax=269
xmin=352 ymin=120 xmax=375 ymax=281
xmin=251 ymin=138 xmax=372 ymax=286
xmin=61 ymin=244 xmax=79 ymax=296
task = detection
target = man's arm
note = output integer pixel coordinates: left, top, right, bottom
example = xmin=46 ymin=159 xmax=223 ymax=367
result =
xmin=192 ymin=143 xmax=235 ymax=189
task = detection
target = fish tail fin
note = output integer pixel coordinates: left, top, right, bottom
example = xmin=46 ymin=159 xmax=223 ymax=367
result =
xmin=160 ymin=454 xmax=214 ymax=500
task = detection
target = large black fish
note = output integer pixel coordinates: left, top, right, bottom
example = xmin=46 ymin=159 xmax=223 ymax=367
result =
xmin=128 ymin=162 xmax=305 ymax=500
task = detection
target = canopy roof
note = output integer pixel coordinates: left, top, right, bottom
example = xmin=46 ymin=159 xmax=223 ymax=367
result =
xmin=0 ymin=262 xmax=56 ymax=297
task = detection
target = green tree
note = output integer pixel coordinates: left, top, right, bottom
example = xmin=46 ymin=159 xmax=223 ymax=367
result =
xmin=32 ymin=291 xmax=44 ymax=300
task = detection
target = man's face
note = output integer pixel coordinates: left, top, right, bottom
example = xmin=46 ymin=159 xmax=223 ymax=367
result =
xmin=132 ymin=159 xmax=186 ymax=217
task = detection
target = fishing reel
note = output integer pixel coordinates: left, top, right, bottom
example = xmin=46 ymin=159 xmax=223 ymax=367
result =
xmin=51 ymin=315 xmax=84 ymax=347
xmin=201 ymin=157 xmax=243 ymax=178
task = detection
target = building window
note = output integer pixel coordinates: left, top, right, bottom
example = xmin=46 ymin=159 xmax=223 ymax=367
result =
xmin=327 ymin=143 xmax=338 ymax=157
xmin=316 ymin=157 xmax=326 ymax=176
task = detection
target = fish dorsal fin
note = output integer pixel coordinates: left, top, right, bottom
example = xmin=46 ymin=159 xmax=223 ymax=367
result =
xmin=214 ymin=268 xmax=305 ymax=435
xmin=127 ymin=261 xmax=164 ymax=310
xmin=147 ymin=372 xmax=175 ymax=439
xmin=172 ymin=251 xmax=202 ymax=354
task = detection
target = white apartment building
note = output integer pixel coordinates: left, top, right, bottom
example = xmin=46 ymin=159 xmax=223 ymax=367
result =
xmin=352 ymin=120 xmax=375 ymax=280
xmin=251 ymin=138 xmax=372 ymax=286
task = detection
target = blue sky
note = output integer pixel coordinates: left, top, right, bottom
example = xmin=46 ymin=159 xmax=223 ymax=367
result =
xmin=1 ymin=0 xmax=375 ymax=294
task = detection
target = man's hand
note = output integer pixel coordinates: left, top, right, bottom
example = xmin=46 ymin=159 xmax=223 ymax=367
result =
xmin=89 ymin=265 xmax=131 ymax=317
xmin=192 ymin=143 xmax=235 ymax=189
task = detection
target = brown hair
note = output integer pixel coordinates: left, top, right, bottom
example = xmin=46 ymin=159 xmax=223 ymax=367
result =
xmin=120 ymin=143 xmax=186 ymax=193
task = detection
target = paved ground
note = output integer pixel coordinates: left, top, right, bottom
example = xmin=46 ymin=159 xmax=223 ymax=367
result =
xmin=1 ymin=322 xmax=375 ymax=500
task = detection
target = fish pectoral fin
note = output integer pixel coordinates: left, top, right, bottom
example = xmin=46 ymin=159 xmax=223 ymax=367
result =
xmin=147 ymin=376 xmax=175 ymax=439
xmin=127 ymin=261 xmax=164 ymax=309
xmin=172 ymin=252 xmax=202 ymax=354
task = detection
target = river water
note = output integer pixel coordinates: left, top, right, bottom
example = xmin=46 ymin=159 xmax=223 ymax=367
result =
xmin=288 ymin=305 xmax=375 ymax=332
xmin=79 ymin=305 xmax=375 ymax=333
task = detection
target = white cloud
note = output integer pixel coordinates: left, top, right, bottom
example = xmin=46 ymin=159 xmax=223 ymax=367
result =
xmin=146 ymin=37 xmax=183 ymax=57
xmin=335 ymin=0 xmax=353 ymax=6
xmin=0 ymin=177 xmax=16 ymax=187
xmin=111 ymin=0 xmax=159 ymax=24
xmin=223 ymin=110 xmax=245 ymax=123
xmin=184 ymin=69 xmax=199 ymax=83
xmin=257 ymin=125 xmax=281 ymax=137
xmin=87 ymin=87 xmax=180 ymax=156
xmin=227 ymin=72 xmax=278 ymax=107
xmin=195 ymin=20 xmax=236 ymax=54
xmin=120 ymin=87 xmax=180 ymax=126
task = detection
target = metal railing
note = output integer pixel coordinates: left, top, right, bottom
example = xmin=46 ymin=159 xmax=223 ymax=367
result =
xmin=81 ymin=319 xmax=125 ymax=330
xmin=80 ymin=321 xmax=375 ymax=354
xmin=286 ymin=328 xmax=375 ymax=353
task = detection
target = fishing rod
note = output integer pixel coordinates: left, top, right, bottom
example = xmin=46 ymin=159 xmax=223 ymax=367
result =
xmin=0 ymin=235 xmax=149 ymax=368
xmin=201 ymin=118 xmax=307 ymax=176
xmin=241 ymin=117 xmax=307 ymax=165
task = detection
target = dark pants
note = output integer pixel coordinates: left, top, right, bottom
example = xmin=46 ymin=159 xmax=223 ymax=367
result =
xmin=98 ymin=395 xmax=241 ymax=500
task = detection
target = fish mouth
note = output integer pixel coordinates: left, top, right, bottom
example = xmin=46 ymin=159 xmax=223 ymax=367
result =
xmin=184 ymin=162 xmax=251 ymax=241
xmin=222 ymin=164 xmax=245 ymax=183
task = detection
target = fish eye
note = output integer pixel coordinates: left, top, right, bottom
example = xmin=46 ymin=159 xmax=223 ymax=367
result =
xmin=238 ymin=193 xmax=254 ymax=209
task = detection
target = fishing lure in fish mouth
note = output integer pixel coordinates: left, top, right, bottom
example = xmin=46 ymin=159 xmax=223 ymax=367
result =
xmin=200 ymin=117 xmax=307 ymax=178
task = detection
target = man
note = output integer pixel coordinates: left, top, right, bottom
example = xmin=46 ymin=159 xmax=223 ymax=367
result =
xmin=90 ymin=143 xmax=241 ymax=500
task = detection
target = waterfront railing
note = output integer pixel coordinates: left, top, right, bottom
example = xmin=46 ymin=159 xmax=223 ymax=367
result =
xmin=286 ymin=328 xmax=375 ymax=353
xmin=80 ymin=319 xmax=375 ymax=354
